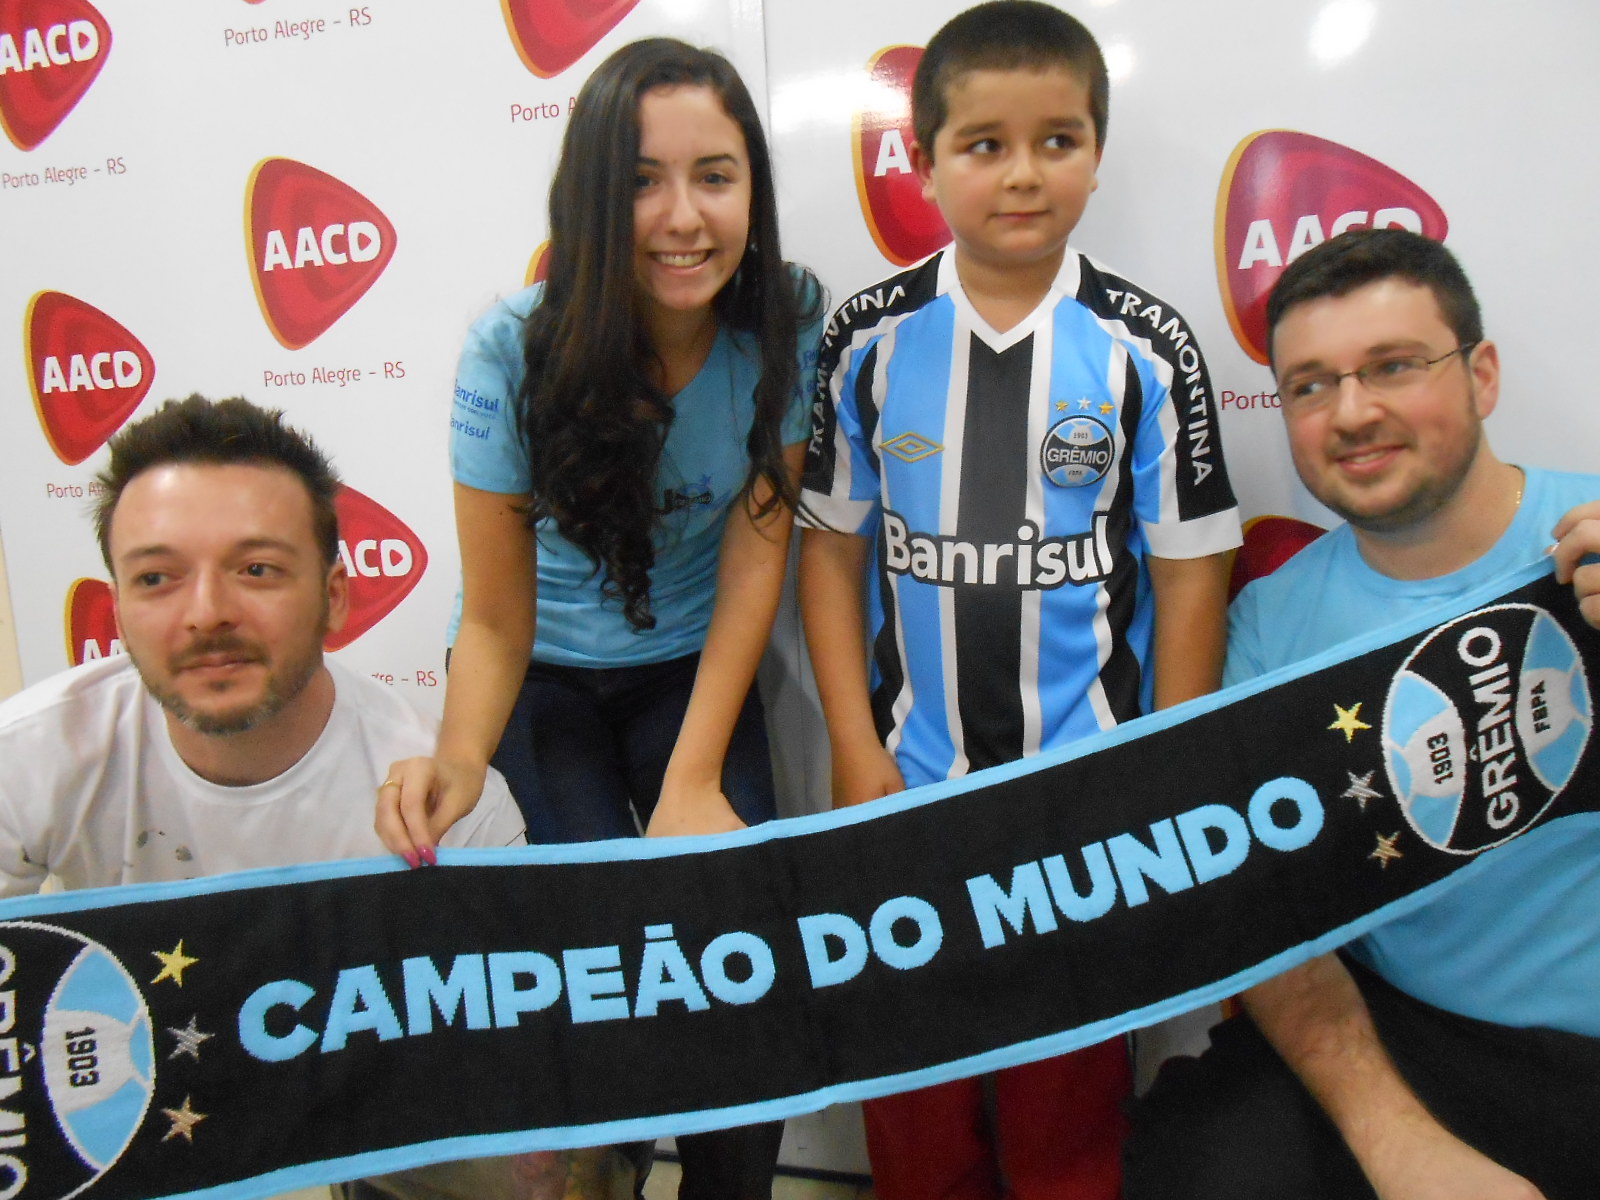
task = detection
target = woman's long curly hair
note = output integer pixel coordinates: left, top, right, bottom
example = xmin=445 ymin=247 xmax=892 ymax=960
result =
xmin=519 ymin=37 xmax=822 ymax=632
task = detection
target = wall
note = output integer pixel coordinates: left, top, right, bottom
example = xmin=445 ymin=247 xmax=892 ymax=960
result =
xmin=0 ymin=538 xmax=20 ymax=700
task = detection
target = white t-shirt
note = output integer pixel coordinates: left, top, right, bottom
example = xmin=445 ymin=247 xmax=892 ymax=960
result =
xmin=0 ymin=656 xmax=524 ymax=897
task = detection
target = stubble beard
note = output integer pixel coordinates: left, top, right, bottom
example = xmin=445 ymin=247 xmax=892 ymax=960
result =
xmin=130 ymin=608 xmax=328 ymax=737
xmin=1319 ymin=397 xmax=1484 ymax=537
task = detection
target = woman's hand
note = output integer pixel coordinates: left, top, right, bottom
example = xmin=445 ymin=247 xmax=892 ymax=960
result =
xmin=375 ymin=755 xmax=489 ymax=866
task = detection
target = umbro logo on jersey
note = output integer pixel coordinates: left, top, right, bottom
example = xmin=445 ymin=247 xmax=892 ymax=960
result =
xmin=1041 ymin=416 xmax=1112 ymax=488
xmin=0 ymin=0 xmax=111 ymax=150
xmin=883 ymin=431 xmax=942 ymax=463
xmin=502 ymin=0 xmax=638 ymax=77
xmin=1216 ymin=130 xmax=1448 ymax=363
xmin=853 ymin=45 xmax=949 ymax=267
xmin=884 ymin=511 xmax=1111 ymax=590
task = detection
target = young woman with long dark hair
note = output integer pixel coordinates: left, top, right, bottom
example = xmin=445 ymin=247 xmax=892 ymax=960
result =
xmin=377 ymin=37 xmax=824 ymax=1199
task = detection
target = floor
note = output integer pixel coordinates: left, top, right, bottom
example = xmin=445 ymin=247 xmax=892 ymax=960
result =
xmin=269 ymin=1170 xmax=875 ymax=1200
xmin=643 ymin=1162 xmax=874 ymax=1199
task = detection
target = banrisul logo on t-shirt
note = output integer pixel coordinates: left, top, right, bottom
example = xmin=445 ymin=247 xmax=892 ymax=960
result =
xmin=854 ymin=45 xmax=948 ymax=268
xmin=1215 ymin=131 xmax=1448 ymax=363
xmin=501 ymin=0 xmax=636 ymax=77
xmin=65 ymin=576 xmax=117 ymax=666
xmin=27 ymin=290 xmax=155 ymax=465
xmin=329 ymin=486 xmax=428 ymax=650
xmin=1383 ymin=604 xmax=1591 ymax=856
xmin=246 ymin=158 xmax=397 ymax=350
xmin=0 ymin=0 xmax=110 ymax=150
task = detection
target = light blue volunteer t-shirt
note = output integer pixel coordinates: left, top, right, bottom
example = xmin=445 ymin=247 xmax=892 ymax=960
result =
xmin=1226 ymin=467 xmax=1600 ymax=1036
xmin=448 ymin=281 xmax=820 ymax=667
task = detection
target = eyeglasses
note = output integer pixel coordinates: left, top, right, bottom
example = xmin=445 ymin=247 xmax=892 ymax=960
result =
xmin=1278 ymin=341 xmax=1480 ymax=413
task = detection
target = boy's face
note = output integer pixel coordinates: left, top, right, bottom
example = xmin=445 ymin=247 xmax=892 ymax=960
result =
xmin=915 ymin=66 xmax=1100 ymax=280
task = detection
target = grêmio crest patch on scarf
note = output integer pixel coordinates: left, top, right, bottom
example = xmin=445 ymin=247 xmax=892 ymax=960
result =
xmin=0 ymin=561 xmax=1592 ymax=1199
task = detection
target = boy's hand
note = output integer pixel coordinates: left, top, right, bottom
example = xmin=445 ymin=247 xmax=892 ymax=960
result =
xmin=831 ymin=738 xmax=905 ymax=808
xmin=646 ymin=780 xmax=748 ymax=838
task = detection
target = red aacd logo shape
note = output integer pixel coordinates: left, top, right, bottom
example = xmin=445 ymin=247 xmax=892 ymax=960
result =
xmin=854 ymin=45 xmax=948 ymax=268
xmin=247 ymin=158 xmax=397 ymax=350
xmin=0 ymin=0 xmax=110 ymax=150
xmin=1228 ymin=515 xmax=1325 ymax=601
xmin=525 ymin=240 xmax=551 ymax=287
xmin=501 ymin=0 xmax=636 ymax=78
xmin=65 ymin=577 xmax=117 ymax=667
xmin=27 ymin=290 xmax=156 ymax=465
xmin=1216 ymin=130 xmax=1448 ymax=364
xmin=330 ymin=485 xmax=428 ymax=650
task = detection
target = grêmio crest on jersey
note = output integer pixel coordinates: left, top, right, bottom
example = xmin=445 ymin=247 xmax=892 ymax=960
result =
xmin=1041 ymin=413 xmax=1114 ymax=489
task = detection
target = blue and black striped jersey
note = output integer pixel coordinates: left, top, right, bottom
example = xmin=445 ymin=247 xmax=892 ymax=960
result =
xmin=801 ymin=249 xmax=1242 ymax=789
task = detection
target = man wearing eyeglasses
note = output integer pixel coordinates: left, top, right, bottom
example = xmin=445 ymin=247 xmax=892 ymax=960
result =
xmin=1124 ymin=229 xmax=1600 ymax=1200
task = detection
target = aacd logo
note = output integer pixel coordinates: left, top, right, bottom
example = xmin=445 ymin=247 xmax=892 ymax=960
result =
xmin=1228 ymin=514 xmax=1324 ymax=601
xmin=247 ymin=158 xmax=397 ymax=350
xmin=1216 ymin=131 xmax=1448 ymax=363
xmin=501 ymin=0 xmax=637 ymax=78
xmin=1383 ymin=604 xmax=1590 ymax=856
xmin=27 ymin=290 xmax=155 ymax=465
xmin=65 ymin=576 xmax=116 ymax=667
xmin=854 ymin=45 xmax=948 ymax=268
xmin=0 ymin=0 xmax=111 ymax=150
xmin=330 ymin=485 xmax=428 ymax=650
xmin=525 ymin=239 xmax=551 ymax=287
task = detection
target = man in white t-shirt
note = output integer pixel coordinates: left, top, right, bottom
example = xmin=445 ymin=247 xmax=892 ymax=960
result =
xmin=0 ymin=396 xmax=639 ymax=1199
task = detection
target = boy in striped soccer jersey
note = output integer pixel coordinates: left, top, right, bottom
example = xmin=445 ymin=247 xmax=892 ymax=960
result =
xmin=798 ymin=3 xmax=1242 ymax=1197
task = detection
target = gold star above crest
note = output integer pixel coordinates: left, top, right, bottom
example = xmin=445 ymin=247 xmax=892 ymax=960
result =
xmin=1055 ymin=399 xmax=1069 ymax=412
xmin=161 ymin=1095 xmax=207 ymax=1143
xmin=1099 ymin=401 xmax=1115 ymax=415
xmin=151 ymin=940 xmax=199 ymax=987
xmin=1370 ymin=832 xmax=1404 ymax=868
xmin=1329 ymin=702 xmax=1371 ymax=743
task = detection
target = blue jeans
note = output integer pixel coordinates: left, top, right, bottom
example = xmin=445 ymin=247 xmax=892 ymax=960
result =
xmin=482 ymin=651 xmax=784 ymax=1198
xmin=489 ymin=651 xmax=777 ymax=843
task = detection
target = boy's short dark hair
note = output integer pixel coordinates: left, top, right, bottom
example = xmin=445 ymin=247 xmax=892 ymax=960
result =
xmin=94 ymin=395 xmax=342 ymax=575
xmin=1266 ymin=229 xmax=1484 ymax=368
xmin=913 ymin=0 xmax=1108 ymax=158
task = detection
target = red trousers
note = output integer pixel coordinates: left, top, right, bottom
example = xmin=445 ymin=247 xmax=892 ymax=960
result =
xmin=862 ymin=1039 xmax=1130 ymax=1200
